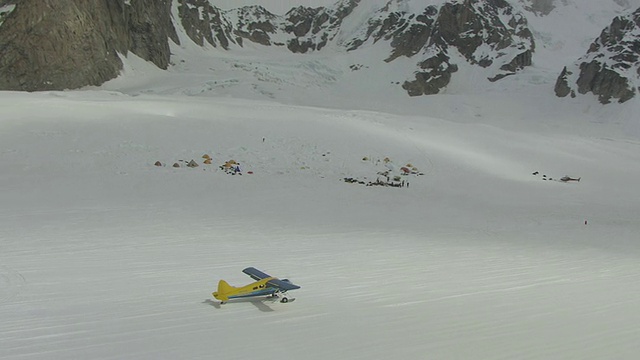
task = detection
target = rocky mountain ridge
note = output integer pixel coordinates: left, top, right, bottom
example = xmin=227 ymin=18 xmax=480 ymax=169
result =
xmin=176 ymin=0 xmax=535 ymax=96
xmin=0 ymin=0 xmax=638 ymax=104
xmin=555 ymin=7 xmax=640 ymax=103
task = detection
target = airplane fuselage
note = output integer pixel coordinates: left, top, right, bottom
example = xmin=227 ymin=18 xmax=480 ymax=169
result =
xmin=213 ymin=277 xmax=278 ymax=302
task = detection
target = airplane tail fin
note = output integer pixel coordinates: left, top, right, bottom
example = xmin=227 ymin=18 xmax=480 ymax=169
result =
xmin=212 ymin=280 xmax=235 ymax=301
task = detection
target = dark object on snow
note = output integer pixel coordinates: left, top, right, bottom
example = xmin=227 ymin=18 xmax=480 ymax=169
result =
xmin=532 ymin=171 xmax=539 ymax=175
xmin=560 ymin=176 xmax=581 ymax=182
xmin=187 ymin=159 xmax=199 ymax=168
xmin=173 ymin=162 xmax=180 ymax=168
xmin=154 ymin=161 xmax=162 ymax=167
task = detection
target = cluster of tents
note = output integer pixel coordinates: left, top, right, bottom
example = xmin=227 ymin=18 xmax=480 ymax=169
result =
xmin=153 ymin=154 xmax=251 ymax=175
xmin=219 ymin=159 xmax=243 ymax=175
xmin=343 ymin=157 xmax=424 ymax=188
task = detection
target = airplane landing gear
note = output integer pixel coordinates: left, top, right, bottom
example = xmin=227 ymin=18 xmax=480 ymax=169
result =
xmin=271 ymin=291 xmax=294 ymax=303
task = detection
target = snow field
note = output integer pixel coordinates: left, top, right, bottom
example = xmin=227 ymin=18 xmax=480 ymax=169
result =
xmin=1 ymin=90 xmax=640 ymax=359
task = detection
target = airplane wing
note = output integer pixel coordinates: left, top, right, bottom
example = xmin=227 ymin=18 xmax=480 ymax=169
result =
xmin=267 ymin=278 xmax=301 ymax=291
xmin=243 ymin=267 xmax=271 ymax=281
xmin=243 ymin=267 xmax=301 ymax=291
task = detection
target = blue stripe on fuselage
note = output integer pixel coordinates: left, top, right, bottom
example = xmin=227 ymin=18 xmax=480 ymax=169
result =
xmin=228 ymin=288 xmax=278 ymax=299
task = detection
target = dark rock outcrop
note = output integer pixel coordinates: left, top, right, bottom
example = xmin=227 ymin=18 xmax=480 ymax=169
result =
xmin=175 ymin=3 xmax=282 ymax=49
xmin=385 ymin=7 xmax=439 ymax=62
xmin=555 ymin=7 xmax=640 ymax=103
xmin=177 ymin=0 xmax=236 ymax=49
xmin=344 ymin=5 xmax=439 ymax=62
xmin=0 ymin=0 xmax=129 ymax=91
xmin=345 ymin=0 xmax=534 ymax=96
xmin=128 ymin=0 xmax=178 ymax=70
xmin=554 ymin=66 xmax=574 ymax=98
xmin=179 ymin=0 xmax=217 ymax=47
xmin=0 ymin=0 xmax=177 ymax=91
xmin=234 ymin=6 xmax=280 ymax=47
xmin=284 ymin=0 xmax=360 ymax=53
xmin=392 ymin=0 xmax=535 ymax=95
xmin=575 ymin=60 xmax=635 ymax=103
xmin=434 ymin=0 xmax=534 ymax=69
xmin=176 ymin=0 xmax=361 ymax=54
xmin=403 ymin=51 xmax=459 ymax=96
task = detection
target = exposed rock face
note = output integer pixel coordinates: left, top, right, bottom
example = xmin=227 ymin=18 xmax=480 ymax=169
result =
xmin=0 ymin=0 xmax=177 ymax=91
xmin=385 ymin=7 xmax=439 ymax=62
xmin=284 ymin=0 xmax=360 ymax=53
xmin=431 ymin=0 xmax=533 ymax=87
xmin=343 ymin=4 xmax=439 ymax=62
xmin=341 ymin=0 xmax=534 ymax=96
xmin=554 ymin=66 xmax=573 ymax=98
xmin=177 ymin=0 xmax=235 ymax=49
xmin=0 ymin=0 xmax=129 ymax=91
xmin=370 ymin=0 xmax=535 ymax=95
xmin=127 ymin=0 xmax=178 ymax=70
xmin=175 ymin=2 xmax=279 ymax=49
xmin=178 ymin=0 xmax=216 ymax=47
xmin=234 ymin=6 xmax=280 ymax=47
xmin=175 ymin=1 xmax=361 ymax=53
xmin=555 ymin=7 xmax=640 ymax=103
xmin=403 ymin=50 xmax=459 ymax=96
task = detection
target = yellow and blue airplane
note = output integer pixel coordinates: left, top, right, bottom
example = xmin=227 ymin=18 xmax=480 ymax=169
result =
xmin=212 ymin=267 xmax=301 ymax=304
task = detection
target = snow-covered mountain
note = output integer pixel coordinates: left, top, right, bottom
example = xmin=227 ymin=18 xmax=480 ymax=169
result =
xmin=175 ymin=0 xmax=535 ymax=95
xmin=555 ymin=7 xmax=640 ymax=103
xmin=176 ymin=0 xmax=640 ymax=104
xmin=0 ymin=0 xmax=639 ymax=104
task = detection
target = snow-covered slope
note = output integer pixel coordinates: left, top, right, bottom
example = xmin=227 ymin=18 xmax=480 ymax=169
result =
xmin=1 ymin=86 xmax=640 ymax=359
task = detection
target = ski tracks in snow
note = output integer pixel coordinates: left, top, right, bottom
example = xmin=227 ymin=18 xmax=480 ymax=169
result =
xmin=0 ymin=265 xmax=25 ymax=304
